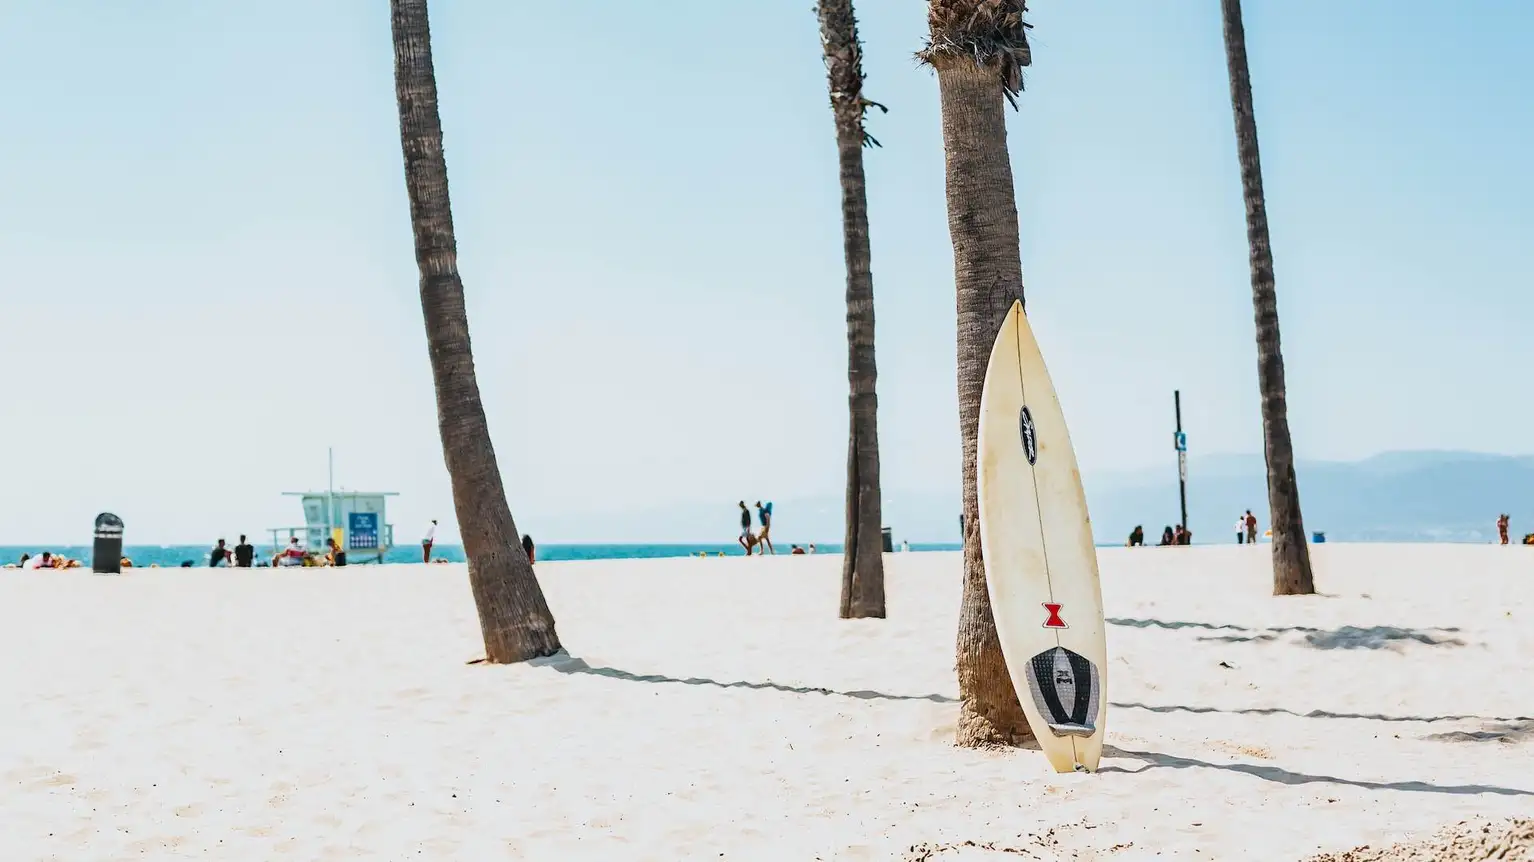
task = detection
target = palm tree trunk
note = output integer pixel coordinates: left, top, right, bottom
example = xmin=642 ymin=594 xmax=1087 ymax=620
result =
xmin=1219 ymin=0 xmax=1314 ymax=596
xmin=817 ymin=0 xmax=886 ymax=620
xmin=921 ymin=1 xmax=1036 ymax=747
xmin=390 ymin=0 xmax=563 ymax=660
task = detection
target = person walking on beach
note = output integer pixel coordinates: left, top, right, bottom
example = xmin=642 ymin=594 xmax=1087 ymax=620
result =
xmin=233 ymin=535 xmax=255 ymax=568
xmin=1235 ymin=514 xmax=1246 ymax=544
xmin=1497 ymin=513 xmax=1510 ymax=545
xmin=422 ymin=519 xmax=437 ymax=563
xmin=1245 ymin=510 xmax=1258 ymax=544
xmin=755 ymin=501 xmax=775 ymax=555
xmin=209 ymin=538 xmax=229 ymax=567
xmin=737 ymin=501 xmax=755 ymax=555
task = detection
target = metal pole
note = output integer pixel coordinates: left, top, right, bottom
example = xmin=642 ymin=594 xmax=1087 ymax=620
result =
xmin=1174 ymin=391 xmax=1188 ymax=532
xmin=327 ymin=447 xmax=335 ymax=539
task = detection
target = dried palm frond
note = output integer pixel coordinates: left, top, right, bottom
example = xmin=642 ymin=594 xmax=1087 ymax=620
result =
xmin=917 ymin=0 xmax=1033 ymax=107
xmin=817 ymin=0 xmax=889 ymax=148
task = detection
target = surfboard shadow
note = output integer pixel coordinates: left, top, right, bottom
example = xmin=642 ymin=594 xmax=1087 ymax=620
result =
xmin=1098 ymin=746 xmax=1534 ymax=796
xmin=529 ymin=652 xmax=959 ymax=704
xmin=1110 ymin=701 xmax=1534 ymax=725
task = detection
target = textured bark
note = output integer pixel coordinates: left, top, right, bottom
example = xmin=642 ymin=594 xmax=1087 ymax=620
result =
xmin=931 ymin=59 xmax=1033 ymax=748
xmin=817 ymin=0 xmax=886 ymax=620
xmin=390 ymin=0 xmax=563 ymax=660
xmin=1219 ymin=0 xmax=1315 ymax=596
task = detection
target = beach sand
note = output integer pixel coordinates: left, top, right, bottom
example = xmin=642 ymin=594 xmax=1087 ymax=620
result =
xmin=2 ymin=544 xmax=1530 ymax=860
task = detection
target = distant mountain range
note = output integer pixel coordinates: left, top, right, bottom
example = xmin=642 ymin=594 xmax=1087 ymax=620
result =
xmin=1082 ymin=450 xmax=1530 ymax=545
xmin=527 ymin=451 xmax=1531 ymax=545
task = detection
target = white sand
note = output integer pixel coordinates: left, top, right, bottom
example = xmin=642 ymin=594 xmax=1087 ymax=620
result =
xmin=2 ymin=544 xmax=1531 ymax=860
xmin=1305 ymin=818 xmax=1534 ymax=861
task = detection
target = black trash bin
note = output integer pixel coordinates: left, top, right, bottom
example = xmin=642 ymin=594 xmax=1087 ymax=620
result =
xmin=881 ymin=527 xmax=893 ymax=553
xmin=92 ymin=512 xmax=124 ymax=574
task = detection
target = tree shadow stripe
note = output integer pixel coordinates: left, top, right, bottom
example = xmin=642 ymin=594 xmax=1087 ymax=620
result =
xmin=1100 ymin=746 xmax=1534 ymax=796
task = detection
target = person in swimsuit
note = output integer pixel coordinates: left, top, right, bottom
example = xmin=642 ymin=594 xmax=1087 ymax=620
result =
xmin=755 ymin=501 xmax=775 ymax=555
xmin=325 ymin=537 xmax=347 ymax=567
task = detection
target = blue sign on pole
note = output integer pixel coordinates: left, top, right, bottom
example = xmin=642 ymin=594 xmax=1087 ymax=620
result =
xmin=349 ymin=512 xmax=379 ymax=549
xmin=1174 ymin=431 xmax=1187 ymax=452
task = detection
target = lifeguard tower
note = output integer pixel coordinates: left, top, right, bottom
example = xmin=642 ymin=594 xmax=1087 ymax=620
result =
xmin=268 ymin=490 xmax=398 ymax=564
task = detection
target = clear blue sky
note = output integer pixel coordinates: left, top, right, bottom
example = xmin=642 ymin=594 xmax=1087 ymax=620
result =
xmin=2 ymin=0 xmax=1529 ymax=544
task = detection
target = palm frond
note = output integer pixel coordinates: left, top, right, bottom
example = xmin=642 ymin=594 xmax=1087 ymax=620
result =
xmin=817 ymin=0 xmax=889 ymax=148
xmin=917 ymin=0 xmax=1033 ymax=107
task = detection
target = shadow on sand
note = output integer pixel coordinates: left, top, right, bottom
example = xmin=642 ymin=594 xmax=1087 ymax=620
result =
xmin=1099 ymin=746 xmax=1534 ymax=796
xmin=1421 ymin=720 xmax=1534 ymax=744
xmin=526 ymin=655 xmax=1525 ymax=727
xmin=529 ymin=652 xmax=958 ymax=704
xmin=1111 ymin=701 xmax=1534 ymax=726
xmin=1107 ymin=618 xmax=1465 ymax=649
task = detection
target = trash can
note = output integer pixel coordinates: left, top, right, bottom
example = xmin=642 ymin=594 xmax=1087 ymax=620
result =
xmin=1312 ymin=531 xmax=1326 ymax=544
xmin=881 ymin=527 xmax=893 ymax=553
xmin=92 ymin=512 xmax=124 ymax=574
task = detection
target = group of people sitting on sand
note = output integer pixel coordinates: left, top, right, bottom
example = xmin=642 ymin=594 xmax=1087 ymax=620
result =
xmin=1125 ymin=524 xmax=1194 ymax=546
xmin=5 ymin=551 xmax=84 ymax=570
xmin=263 ymin=536 xmax=344 ymax=567
xmin=11 ymin=531 xmax=536 ymax=570
xmin=198 ymin=535 xmax=336 ymax=568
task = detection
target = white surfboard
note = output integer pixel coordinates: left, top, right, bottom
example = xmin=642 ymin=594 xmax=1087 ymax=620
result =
xmin=976 ymin=300 xmax=1108 ymax=774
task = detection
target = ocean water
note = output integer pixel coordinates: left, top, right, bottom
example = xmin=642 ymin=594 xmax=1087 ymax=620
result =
xmin=0 ymin=542 xmax=964 ymax=569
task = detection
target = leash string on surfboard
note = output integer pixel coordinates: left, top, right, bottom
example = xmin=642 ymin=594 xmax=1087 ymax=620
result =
xmin=1011 ymin=303 xmax=1082 ymax=771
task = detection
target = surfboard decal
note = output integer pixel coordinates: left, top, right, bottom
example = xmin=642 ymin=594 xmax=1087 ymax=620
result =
xmin=1019 ymin=406 xmax=1038 ymax=465
xmin=1042 ymin=602 xmax=1068 ymax=629
xmin=1024 ymin=647 xmax=1101 ymax=738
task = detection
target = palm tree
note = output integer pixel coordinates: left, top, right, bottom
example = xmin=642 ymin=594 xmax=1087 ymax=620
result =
xmin=1218 ymin=0 xmax=1314 ymax=596
xmin=390 ymin=0 xmax=563 ymax=660
xmin=816 ymin=0 xmax=887 ymax=620
xmin=918 ymin=0 xmax=1035 ymax=746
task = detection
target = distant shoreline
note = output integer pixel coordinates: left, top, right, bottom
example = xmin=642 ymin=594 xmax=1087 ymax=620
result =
xmin=1 ymin=542 xmax=967 ymax=568
xmin=2 ymin=538 xmax=1513 ymax=569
